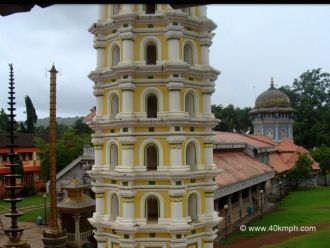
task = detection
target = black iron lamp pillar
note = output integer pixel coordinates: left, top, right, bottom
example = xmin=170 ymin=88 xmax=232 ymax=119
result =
xmin=259 ymin=190 xmax=263 ymax=219
xmin=224 ymin=204 xmax=228 ymax=241
xmin=279 ymin=180 xmax=282 ymax=201
xmin=1 ymin=64 xmax=30 ymax=248
xmin=43 ymin=194 xmax=47 ymax=225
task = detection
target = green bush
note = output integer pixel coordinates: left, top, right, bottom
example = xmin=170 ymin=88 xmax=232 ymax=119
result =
xmin=21 ymin=183 xmax=36 ymax=197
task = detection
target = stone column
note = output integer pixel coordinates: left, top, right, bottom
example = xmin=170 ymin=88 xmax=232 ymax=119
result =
xmin=204 ymin=143 xmax=214 ymax=167
xmin=98 ymin=5 xmax=107 ymax=21
xmin=122 ymin=4 xmax=133 ymax=13
xmin=118 ymin=197 xmax=135 ymax=226
xmin=167 ymin=136 xmax=185 ymax=170
xmin=95 ymin=192 xmax=105 ymax=219
xmin=119 ymin=30 xmax=134 ymax=64
xmin=204 ymin=242 xmax=213 ymax=248
xmin=200 ymin=5 xmax=207 ymax=18
xmin=94 ymin=39 xmax=105 ymax=70
xmin=227 ymin=195 xmax=232 ymax=223
xmin=169 ymin=189 xmax=185 ymax=225
xmin=205 ymin=192 xmax=215 ymax=215
xmin=94 ymin=89 xmax=104 ymax=117
xmin=97 ymin=240 xmax=106 ymax=248
xmin=168 ymin=38 xmax=180 ymax=61
xmin=73 ymin=214 xmax=81 ymax=242
xmin=169 ymin=143 xmax=182 ymax=168
xmin=238 ymin=191 xmax=243 ymax=218
xmin=167 ymin=81 xmax=183 ymax=117
xmin=165 ymin=28 xmax=182 ymax=61
xmin=248 ymin=188 xmax=252 ymax=208
xmin=118 ymin=137 xmax=136 ymax=171
xmin=200 ymin=38 xmax=211 ymax=66
xmin=94 ymin=144 xmax=103 ymax=168
xmin=119 ymin=82 xmax=135 ymax=119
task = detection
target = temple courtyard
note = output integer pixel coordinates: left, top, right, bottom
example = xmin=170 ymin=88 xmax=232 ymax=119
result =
xmin=214 ymin=187 xmax=330 ymax=248
xmin=0 ymin=188 xmax=327 ymax=247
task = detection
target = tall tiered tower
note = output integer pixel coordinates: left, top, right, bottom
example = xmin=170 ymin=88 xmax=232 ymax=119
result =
xmin=88 ymin=4 xmax=221 ymax=248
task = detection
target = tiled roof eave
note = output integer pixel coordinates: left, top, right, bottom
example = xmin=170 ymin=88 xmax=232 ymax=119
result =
xmin=214 ymin=171 xmax=275 ymax=199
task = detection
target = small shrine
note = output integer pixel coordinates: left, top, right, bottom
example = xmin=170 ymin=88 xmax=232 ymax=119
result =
xmin=58 ymin=178 xmax=95 ymax=248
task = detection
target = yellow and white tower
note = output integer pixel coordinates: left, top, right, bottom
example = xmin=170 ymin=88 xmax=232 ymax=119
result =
xmin=88 ymin=4 xmax=221 ymax=248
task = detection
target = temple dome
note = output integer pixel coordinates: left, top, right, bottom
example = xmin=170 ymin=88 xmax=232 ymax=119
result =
xmin=255 ymin=78 xmax=291 ymax=108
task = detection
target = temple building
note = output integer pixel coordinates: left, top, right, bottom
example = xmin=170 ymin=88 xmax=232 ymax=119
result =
xmin=87 ymin=4 xmax=221 ymax=248
xmin=249 ymin=78 xmax=296 ymax=142
xmin=0 ymin=133 xmax=44 ymax=197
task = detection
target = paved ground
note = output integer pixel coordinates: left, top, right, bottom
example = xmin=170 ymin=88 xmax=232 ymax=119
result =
xmin=0 ymin=215 xmax=45 ymax=247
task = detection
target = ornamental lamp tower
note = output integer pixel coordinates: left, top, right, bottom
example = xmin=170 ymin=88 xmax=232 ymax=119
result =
xmin=88 ymin=4 xmax=221 ymax=248
xmin=42 ymin=64 xmax=67 ymax=248
xmin=2 ymin=64 xmax=30 ymax=248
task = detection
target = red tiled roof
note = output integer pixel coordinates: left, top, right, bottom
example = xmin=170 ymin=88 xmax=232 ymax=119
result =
xmin=215 ymin=131 xmax=274 ymax=149
xmin=215 ymin=131 xmax=320 ymax=174
xmin=214 ymin=151 xmax=273 ymax=187
xmin=277 ymin=138 xmax=299 ymax=152
xmin=83 ymin=111 xmax=96 ymax=124
xmin=270 ymin=153 xmax=290 ymax=173
xmin=247 ymin=134 xmax=278 ymax=146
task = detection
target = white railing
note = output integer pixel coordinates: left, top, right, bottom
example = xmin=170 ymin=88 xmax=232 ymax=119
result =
xmin=83 ymin=145 xmax=94 ymax=159
xmin=66 ymin=231 xmax=93 ymax=242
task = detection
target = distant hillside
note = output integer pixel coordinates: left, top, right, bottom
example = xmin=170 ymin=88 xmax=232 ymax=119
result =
xmin=36 ymin=116 xmax=81 ymax=127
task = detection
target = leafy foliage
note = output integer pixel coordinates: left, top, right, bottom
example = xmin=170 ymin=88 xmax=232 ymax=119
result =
xmin=279 ymin=68 xmax=330 ymax=148
xmin=287 ymin=153 xmax=313 ymax=188
xmin=36 ymin=119 xmax=92 ymax=181
xmin=24 ymin=95 xmax=38 ymax=133
xmin=310 ymin=145 xmax=330 ymax=186
xmin=211 ymin=104 xmax=253 ymax=133
xmin=0 ymin=108 xmax=9 ymax=133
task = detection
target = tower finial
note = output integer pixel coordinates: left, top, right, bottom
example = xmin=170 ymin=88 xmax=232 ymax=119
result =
xmin=270 ymin=77 xmax=274 ymax=88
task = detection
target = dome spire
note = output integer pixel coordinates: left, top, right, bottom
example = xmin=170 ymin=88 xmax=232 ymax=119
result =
xmin=270 ymin=77 xmax=274 ymax=89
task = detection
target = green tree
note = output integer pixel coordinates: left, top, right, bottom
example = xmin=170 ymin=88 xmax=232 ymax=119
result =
xmin=287 ymin=152 xmax=313 ymax=188
xmin=279 ymin=68 xmax=330 ymax=148
xmin=72 ymin=118 xmax=93 ymax=135
xmin=310 ymin=145 xmax=330 ymax=186
xmin=24 ymin=95 xmax=38 ymax=133
xmin=212 ymin=104 xmax=252 ymax=133
xmin=0 ymin=108 xmax=9 ymax=133
xmin=36 ymin=127 xmax=92 ymax=182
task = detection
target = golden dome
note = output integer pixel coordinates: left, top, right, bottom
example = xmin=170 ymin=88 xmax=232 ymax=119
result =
xmin=255 ymin=78 xmax=291 ymax=108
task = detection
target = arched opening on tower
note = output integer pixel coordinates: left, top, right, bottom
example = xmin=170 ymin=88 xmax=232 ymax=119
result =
xmin=146 ymin=196 xmax=159 ymax=223
xmin=110 ymin=144 xmax=118 ymax=167
xmin=111 ymin=45 xmax=120 ymax=66
xmin=188 ymin=193 xmax=198 ymax=222
xmin=110 ymin=194 xmax=119 ymax=220
xmin=184 ymin=44 xmax=193 ymax=65
xmin=145 ymin=4 xmax=156 ymax=14
xmin=186 ymin=142 xmax=197 ymax=170
xmin=146 ymin=94 xmax=158 ymax=118
xmin=185 ymin=93 xmax=195 ymax=117
xmin=145 ymin=144 xmax=158 ymax=171
xmin=110 ymin=94 xmax=119 ymax=118
xmin=146 ymin=43 xmax=157 ymax=65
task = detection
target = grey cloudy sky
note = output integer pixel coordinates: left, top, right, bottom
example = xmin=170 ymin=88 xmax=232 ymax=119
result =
xmin=1 ymin=4 xmax=329 ymax=121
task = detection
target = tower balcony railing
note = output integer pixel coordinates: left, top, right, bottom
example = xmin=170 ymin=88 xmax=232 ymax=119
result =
xmin=66 ymin=230 xmax=93 ymax=242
